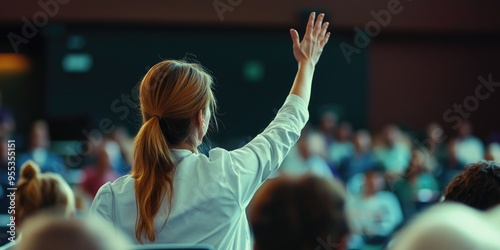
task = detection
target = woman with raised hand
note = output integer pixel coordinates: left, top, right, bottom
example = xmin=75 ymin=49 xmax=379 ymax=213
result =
xmin=90 ymin=12 xmax=330 ymax=249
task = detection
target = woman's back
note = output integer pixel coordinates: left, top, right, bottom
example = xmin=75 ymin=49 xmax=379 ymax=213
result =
xmin=91 ymin=94 xmax=309 ymax=249
xmin=92 ymin=150 xmax=245 ymax=249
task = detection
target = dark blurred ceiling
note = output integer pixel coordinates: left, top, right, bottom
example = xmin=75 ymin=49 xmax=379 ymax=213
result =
xmin=1 ymin=0 xmax=500 ymax=33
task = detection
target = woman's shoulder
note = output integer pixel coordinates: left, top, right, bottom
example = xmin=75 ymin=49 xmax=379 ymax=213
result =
xmin=95 ymin=174 xmax=135 ymax=197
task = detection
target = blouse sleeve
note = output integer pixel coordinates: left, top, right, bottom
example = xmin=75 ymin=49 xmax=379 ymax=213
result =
xmin=89 ymin=183 xmax=114 ymax=222
xmin=222 ymin=94 xmax=309 ymax=207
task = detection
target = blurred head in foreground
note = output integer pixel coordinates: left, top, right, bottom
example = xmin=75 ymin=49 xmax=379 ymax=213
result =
xmin=443 ymin=161 xmax=500 ymax=210
xmin=249 ymin=175 xmax=349 ymax=250
xmin=17 ymin=215 xmax=131 ymax=250
xmin=389 ymin=203 xmax=500 ymax=250
xmin=16 ymin=160 xmax=75 ymax=226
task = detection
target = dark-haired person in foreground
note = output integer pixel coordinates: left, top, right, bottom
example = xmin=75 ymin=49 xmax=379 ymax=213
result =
xmin=249 ymin=175 xmax=349 ymax=250
xmin=443 ymin=160 xmax=500 ymax=210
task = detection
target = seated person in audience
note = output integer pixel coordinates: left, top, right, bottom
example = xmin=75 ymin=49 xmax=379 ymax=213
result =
xmin=373 ymin=125 xmax=411 ymax=174
xmin=280 ymin=127 xmax=334 ymax=178
xmin=0 ymin=161 xmax=76 ymax=249
xmin=393 ymin=149 xmax=440 ymax=220
xmin=328 ymin=121 xmax=354 ymax=167
xmin=249 ymin=175 xmax=349 ymax=250
xmin=18 ymin=119 xmax=65 ymax=174
xmin=81 ymin=146 xmax=119 ymax=198
xmin=318 ymin=111 xmax=338 ymax=147
xmin=485 ymin=142 xmax=500 ymax=162
xmin=346 ymin=165 xmax=403 ymax=249
xmin=424 ymin=122 xmax=447 ymax=166
xmin=90 ymin=13 xmax=331 ymax=249
xmin=443 ymin=160 xmax=500 ymax=210
xmin=454 ymin=120 xmax=484 ymax=166
xmin=0 ymin=91 xmax=15 ymax=137
xmin=106 ymin=126 xmax=134 ymax=175
xmin=16 ymin=160 xmax=75 ymax=225
xmin=16 ymin=215 xmax=131 ymax=250
xmin=339 ymin=130 xmax=377 ymax=182
xmin=388 ymin=203 xmax=500 ymax=250
xmin=437 ymin=139 xmax=464 ymax=191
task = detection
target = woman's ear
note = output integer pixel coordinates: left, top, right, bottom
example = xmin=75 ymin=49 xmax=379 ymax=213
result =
xmin=196 ymin=109 xmax=205 ymax=127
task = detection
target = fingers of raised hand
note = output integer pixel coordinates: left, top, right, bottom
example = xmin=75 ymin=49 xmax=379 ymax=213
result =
xmin=313 ymin=13 xmax=325 ymax=37
xmin=320 ymin=32 xmax=331 ymax=47
xmin=304 ymin=12 xmax=316 ymax=39
xmin=319 ymin=22 xmax=329 ymax=41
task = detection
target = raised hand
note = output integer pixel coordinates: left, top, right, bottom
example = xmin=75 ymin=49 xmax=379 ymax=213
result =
xmin=290 ymin=12 xmax=330 ymax=66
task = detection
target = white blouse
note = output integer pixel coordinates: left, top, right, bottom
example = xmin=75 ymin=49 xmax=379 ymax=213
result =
xmin=89 ymin=94 xmax=309 ymax=250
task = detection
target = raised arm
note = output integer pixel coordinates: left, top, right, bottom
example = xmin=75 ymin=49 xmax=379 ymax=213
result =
xmin=221 ymin=12 xmax=331 ymax=207
xmin=289 ymin=12 xmax=330 ymax=105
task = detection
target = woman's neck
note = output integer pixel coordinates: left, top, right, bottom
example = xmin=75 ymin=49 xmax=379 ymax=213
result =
xmin=172 ymin=142 xmax=198 ymax=153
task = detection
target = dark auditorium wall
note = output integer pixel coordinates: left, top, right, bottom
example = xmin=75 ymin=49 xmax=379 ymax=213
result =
xmin=42 ymin=24 xmax=368 ymax=145
xmin=369 ymin=34 xmax=500 ymax=139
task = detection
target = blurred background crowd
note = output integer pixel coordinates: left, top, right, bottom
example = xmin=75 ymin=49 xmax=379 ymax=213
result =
xmin=1 ymin=105 xmax=500 ymax=248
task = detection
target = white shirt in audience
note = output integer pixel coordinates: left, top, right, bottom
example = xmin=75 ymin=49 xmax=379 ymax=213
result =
xmin=89 ymin=95 xmax=308 ymax=250
xmin=455 ymin=136 xmax=484 ymax=166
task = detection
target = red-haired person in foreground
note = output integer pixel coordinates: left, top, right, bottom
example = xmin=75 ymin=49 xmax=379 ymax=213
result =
xmin=90 ymin=12 xmax=331 ymax=249
xmin=1 ymin=161 xmax=76 ymax=249
xmin=249 ymin=175 xmax=349 ymax=250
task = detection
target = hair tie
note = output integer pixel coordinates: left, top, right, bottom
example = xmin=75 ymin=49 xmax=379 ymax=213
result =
xmin=153 ymin=115 xmax=161 ymax=120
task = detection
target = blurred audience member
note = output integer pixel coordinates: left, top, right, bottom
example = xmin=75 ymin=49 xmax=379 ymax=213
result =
xmin=485 ymin=143 xmax=500 ymax=162
xmin=437 ymin=139 xmax=464 ymax=191
xmin=328 ymin=121 xmax=354 ymax=168
xmin=339 ymin=130 xmax=377 ymax=182
xmin=107 ymin=126 xmax=133 ymax=175
xmin=373 ymin=125 xmax=411 ymax=174
xmin=425 ymin=122 xmax=447 ymax=164
xmin=0 ymin=91 xmax=15 ymax=137
xmin=280 ymin=128 xmax=334 ymax=178
xmin=420 ymin=123 xmax=444 ymax=178
xmin=346 ymin=166 xmax=403 ymax=249
xmin=319 ymin=111 xmax=338 ymax=146
xmin=454 ymin=121 xmax=484 ymax=166
xmin=388 ymin=203 xmax=500 ymax=250
xmin=16 ymin=161 xmax=75 ymax=225
xmin=393 ymin=149 xmax=440 ymax=220
xmin=18 ymin=119 xmax=65 ymax=174
xmin=250 ymin=174 xmax=349 ymax=250
xmin=81 ymin=145 xmax=119 ymax=197
xmin=443 ymin=161 xmax=500 ymax=210
xmin=16 ymin=215 xmax=131 ymax=250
